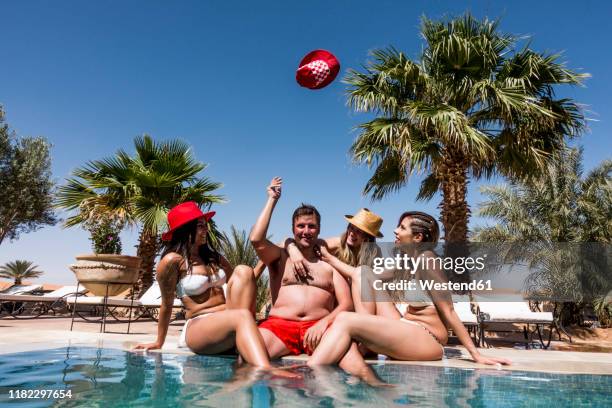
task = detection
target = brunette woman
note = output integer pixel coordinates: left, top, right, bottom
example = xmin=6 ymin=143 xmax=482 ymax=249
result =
xmin=308 ymin=211 xmax=510 ymax=377
xmin=134 ymin=202 xmax=295 ymax=374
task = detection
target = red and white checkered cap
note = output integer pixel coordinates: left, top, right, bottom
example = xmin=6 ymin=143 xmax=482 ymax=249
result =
xmin=296 ymin=50 xmax=340 ymax=90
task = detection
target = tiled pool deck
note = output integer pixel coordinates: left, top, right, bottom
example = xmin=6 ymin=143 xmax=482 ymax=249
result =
xmin=1 ymin=317 xmax=610 ymax=375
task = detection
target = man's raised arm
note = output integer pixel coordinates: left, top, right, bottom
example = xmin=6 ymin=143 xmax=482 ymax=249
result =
xmin=249 ymin=177 xmax=283 ymax=265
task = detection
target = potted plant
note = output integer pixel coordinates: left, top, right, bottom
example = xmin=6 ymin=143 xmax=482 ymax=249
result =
xmin=70 ymin=215 xmax=141 ymax=296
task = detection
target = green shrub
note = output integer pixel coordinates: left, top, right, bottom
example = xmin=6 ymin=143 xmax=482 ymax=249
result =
xmin=87 ymin=219 xmax=122 ymax=254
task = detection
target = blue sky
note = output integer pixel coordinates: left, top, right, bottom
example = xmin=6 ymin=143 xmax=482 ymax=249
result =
xmin=1 ymin=1 xmax=610 ymax=284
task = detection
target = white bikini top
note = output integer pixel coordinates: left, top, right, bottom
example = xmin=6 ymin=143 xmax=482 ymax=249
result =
xmin=405 ymin=278 xmax=433 ymax=307
xmin=176 ymin=269 xmax=226 ymax=298
xmin=407 ymin=282 xmax=433 ymax=307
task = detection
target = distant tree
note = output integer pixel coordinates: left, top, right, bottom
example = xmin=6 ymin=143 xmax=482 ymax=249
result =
xmin=345 ymin=14 xmax=587 ymax=243
xmin=219 ymin=226 xmax=259 ymax=267
xmin=0 ymin=260 xmax=44 ymax=285
xmin=0 ymin=107 xmax=57 ymax=245
xmin=474 ymin=148 xmax=611 ymax=326
xmin=475 ymin=148 xmax=611 ymax=243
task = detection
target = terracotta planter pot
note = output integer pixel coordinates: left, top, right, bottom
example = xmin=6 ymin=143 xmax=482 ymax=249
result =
xmin=70 ymin=254 xmax=142 ymax=296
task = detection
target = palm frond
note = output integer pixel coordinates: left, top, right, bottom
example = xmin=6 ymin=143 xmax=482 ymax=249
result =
xmin=218 ymin=226 xmax=259 ymax=268
xmin=0 ymin=260 xmax=43 ymax=283
xmin=346 ymin=12 xmax=587 ymax=209
xmin=363 ymin=153 xmax=409 ymax=200
xmin=416 ymin=173 xmax=440 ymax=201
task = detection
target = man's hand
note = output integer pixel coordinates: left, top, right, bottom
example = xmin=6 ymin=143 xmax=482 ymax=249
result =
xmin=303 ymin=319 xmax=329 ymax=353
xmin=287 ymin=242 xmax=309 ymax=276
xmin=267 ymin=177 xmax=282 ymax=200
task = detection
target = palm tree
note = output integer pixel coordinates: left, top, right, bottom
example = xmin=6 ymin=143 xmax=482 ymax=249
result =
xmin=345 ymin=14 xmax=587 ymax=242
xmin=56 ymin=135 xmax=224 ymax=296
xmin=474 ymin=148 xmax=611 ymax=325
xmin=0 ymin=260 xmax=43 ymax=285
xmin=218 ymin=226 xmax=259 ymax=267
xmin=218 ymin=226 xmax=271 ymax=315
xmin=475 ymin=149 xmax=611 ymax=242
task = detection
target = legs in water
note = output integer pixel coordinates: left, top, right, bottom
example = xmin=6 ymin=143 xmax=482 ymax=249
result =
xmin=185 ymin=308 xmax=269 ymax=366
xmin=309 ymin=311 xmax=443 ymax=365
xmin=185 ymin=308 xmax=301 ymax=378
xmin=349 ymin=269 xmax=400 ymax=357
xmin=338 ymin=343 xmax=389 ymax=386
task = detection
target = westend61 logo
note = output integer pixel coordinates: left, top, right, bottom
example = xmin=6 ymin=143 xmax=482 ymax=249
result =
xmin=361 ymin=242 xmax=611 ymax=302
xmin=372 ymin=253 xmax=487 ymax=275
xmin=369 ymin=252 xmax=492 ymax=293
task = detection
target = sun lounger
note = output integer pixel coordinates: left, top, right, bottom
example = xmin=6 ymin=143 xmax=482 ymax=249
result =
xmin=0 ymin=284 xmax=43 ymax=295
xmin=0 ymin=284 xmax=45 ymax=317
xmin=476 ymin=300 xmax=558 ymax=349
xmin=0 ymin=285 xmax=86 ymax=318
xmin=452 ymin=300 xmax=480 ymax=345
xmin=137 ymin=281 xmax=183 ymax=321
xmin=66 ymin=282 xmax=184 ymax=333
xmin=66 ymin=290 xmax=139 ymax=333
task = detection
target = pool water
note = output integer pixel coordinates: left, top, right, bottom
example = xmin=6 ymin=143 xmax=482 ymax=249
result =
xmin=0 ymin=347 xmax=610 ymax=407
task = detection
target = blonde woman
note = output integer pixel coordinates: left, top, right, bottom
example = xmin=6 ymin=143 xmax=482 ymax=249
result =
xmin=286 ymin=208 xmax=383 ymax=313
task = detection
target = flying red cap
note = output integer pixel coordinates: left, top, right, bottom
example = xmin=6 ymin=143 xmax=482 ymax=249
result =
xmin=296 ymin=50 xmax=340 ymax=90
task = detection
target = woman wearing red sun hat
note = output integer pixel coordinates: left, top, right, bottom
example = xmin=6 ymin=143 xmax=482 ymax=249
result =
xmin=134 ymin=202 xmax=298 ymax=375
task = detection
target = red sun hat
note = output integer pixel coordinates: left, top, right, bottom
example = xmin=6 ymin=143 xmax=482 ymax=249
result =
xmin=296 ymin=49 xmax=340 ymax=90
xmin=161 ymin=201 xmax=215 ymax=241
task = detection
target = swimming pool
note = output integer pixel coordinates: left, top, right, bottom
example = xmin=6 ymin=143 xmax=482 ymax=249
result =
xmin=0 ymin=347 xmax=610 ymax=407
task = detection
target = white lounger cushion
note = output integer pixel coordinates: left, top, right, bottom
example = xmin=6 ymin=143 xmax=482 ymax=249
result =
xmin=453 ymin=302 xmax=478 ymax=324
xmin=1 ymin=294 xmax=60 ymax=302
xmin=66 ymin=291 xmax=182 ymax=308
xmin=44 ymin=286 xmax=85 ymax=298
xmin=66 ymin=296 xmax=139 ymax=307
xmin=0 ymin=286 xmax=87 ymax=302
xmin=138 ymin=282 xmax=182 ymax=308
xmin=0 ymin=284 xmax=43 ymax=295
xmin=478 ymin=301 xmax=553 ymax=323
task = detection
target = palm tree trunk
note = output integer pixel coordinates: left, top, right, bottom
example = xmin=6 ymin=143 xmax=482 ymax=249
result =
xmin=438 ymin=154 xmax=470 ymax=243
xmin=135 ymin=228 xmax=158 ymax=298
xmin=438 ymin=153 xmax=471 ymax=295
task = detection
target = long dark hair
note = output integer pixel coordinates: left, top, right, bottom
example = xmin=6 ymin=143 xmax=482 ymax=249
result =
xmin=160 ymin=219 xmax=221 ymax=274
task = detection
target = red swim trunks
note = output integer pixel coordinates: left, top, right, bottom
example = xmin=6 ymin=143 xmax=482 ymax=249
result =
xmin=259 ymin=316 xmax=320 ymax=355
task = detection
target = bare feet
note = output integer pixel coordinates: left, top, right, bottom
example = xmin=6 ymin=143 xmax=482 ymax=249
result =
xmin=357 ymin=366 xmax=394 ymax=387
xmin=267 ymin=367 xmax=303 ymax=379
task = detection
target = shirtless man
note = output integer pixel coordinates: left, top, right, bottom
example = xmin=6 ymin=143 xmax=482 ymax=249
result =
xmin=249 ymin=177 xmax=353 ymax=358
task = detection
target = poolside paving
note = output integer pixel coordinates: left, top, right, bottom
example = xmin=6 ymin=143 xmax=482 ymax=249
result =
xmin=1 ymin=317 xmax=610 ymax=375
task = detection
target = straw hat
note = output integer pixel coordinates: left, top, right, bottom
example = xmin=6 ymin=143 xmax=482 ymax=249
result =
xmin=344 ymin=208 xmax=383 ymax=238
xmin=161 ymin=202 xmax=215 ymax=241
